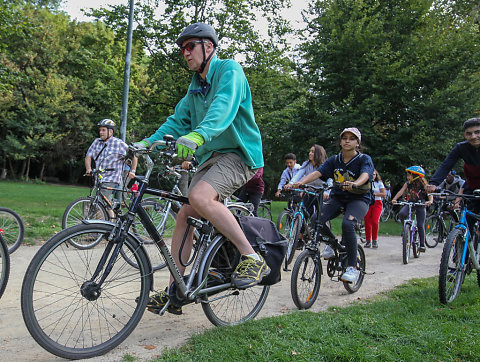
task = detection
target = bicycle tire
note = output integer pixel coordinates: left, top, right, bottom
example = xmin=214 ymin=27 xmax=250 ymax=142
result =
xmin=0 ymin=234 xmax=10 ymax=298
xmin=291 ymin=249 xmax=321 ymax=309
xmin=425 ymin=215 xmax=440 ymax=248
xmin=201 ymin=235 xmax=270 ymax=326
xmin=62 ymin=196 xmax=109 ymax=229
xmin=380 ymin=202 xmax=391 ymax=222
xmin=402 ymin=223 xmax=411 ymax=264
xmin=285 ymin=215 xmax=302 ymax=268
xmin=343 ymin=245 xmax=366 ymax=293
xmin=439 ymin=228 xmax=465 ymax=304
xmin=276 ymin=210 xmax=292 ymax=238
xmin=0 ymin=207 xmax=25 ymax=254
xmin=125 ymin=199 xmax=177 ymax=271
xmin=227 ymin=204 xmax=254 ymax=217
xmin=443 ymin=211 xmax=457 ymax=237
xmin=257 ymin=204 xmax=272 ymax=220
xmin=21 ymin=223 xmax=151 ymax=359
xmin=412 ymin=229 xmax=420 ymax=258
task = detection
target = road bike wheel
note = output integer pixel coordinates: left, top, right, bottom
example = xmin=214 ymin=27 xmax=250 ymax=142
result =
xmin=343 ymin=245 xmax=366 ymax=293
xmin=62 ymin=196 xmax=109 ymax=229
xmin=227 ymin=204 xmax=253 ymax=217
xmin=257 ymin=203 xmax=272 ymax=220
xmin=201 ymin=235 xmax=270 ymax=326
xmin=0 ymin=207 xmax=25 ymax=254
xmin=425 ymin=215 xmax=440 ymax=248
xmin=0 ymin=234 xmax=10 ymax=299
xmin=285 ymin=215 xmax=302 ymax=268
xmin=439 ymin=228 xmax=466 ymax=304
xmin=380 ymin=202 xmax=391 ymax=222
xmin=402 ymin=223 xmax=411 ymax=264
xmin=21 ymin=223 xmax=151 ymax=359
xmin=290 ymin=249 xmax=321 ymax=309
xmin=276 ymin=210 xmax=292 ymax=238
xmin=127 ymin=199 xmax=177 ymax=271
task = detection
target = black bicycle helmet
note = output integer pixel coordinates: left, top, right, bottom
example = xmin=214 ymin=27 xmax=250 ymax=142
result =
xmin=176 ymin=22 xmax=218 ymax=48
xmin=97 ymin=119 xmax=117 ymax=133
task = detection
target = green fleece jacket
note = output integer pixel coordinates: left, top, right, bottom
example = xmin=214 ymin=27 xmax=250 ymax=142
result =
xmin=146 ymin=55 xmax=263 ymax=168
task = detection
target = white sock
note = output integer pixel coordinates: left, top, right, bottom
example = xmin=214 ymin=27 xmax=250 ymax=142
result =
xmin=246 ymin=253 xmax=261 ymax=261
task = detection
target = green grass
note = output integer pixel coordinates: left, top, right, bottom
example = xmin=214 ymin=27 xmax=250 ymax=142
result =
xmin=153 ymin=276 xmax=480 ymax=361
xmin=0 ymin=180 xmax=87 ymax=244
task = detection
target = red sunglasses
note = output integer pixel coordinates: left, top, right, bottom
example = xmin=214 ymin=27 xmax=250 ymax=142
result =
xmin=180 ymin=40 xmax=205 ymax=54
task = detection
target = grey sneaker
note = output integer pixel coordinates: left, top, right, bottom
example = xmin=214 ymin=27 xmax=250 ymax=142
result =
xmin=341 ymin=267 xmax=359 ymax=283
xmin=365 ymin=241 xmax=371 ymax=248
xmin=321 ymin=245 xmax=335 ymax=259
xmin=372 ymin=240 xmax=378 ymax=248
xmin=231 ymin=254 xmax=270 ymax=289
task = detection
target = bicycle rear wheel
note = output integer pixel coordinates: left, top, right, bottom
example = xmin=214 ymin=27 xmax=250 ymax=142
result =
xmin=402 ymin=223 xmax=411 ymax=264
xmin=380 ymin=202 xmax=392 ymax=222
xmin=201 ymin=235 xmax=270 ymax=326
xmin=276 ymin=210 xmax=292 ymax=238
xmin=62 ymin=196 xmax=109 ymax=229
xmin=291 ymin=249 xmax=321 ymax=309
xmin=343 ymin=245 xmax=366 ymax=293
xmin=227 ymin=204 xmax=253 ymax=217
xmin=21 ymin=223 xmax=151 ymax=359
xmin=425 ymin=215 xmax=440 ymax=248
xmin=439 ymin=228 xmax=465 ymax=304
xmin=0 ymin=234 xmax=10 ymax=298
xmin=0 ymin=207 xmax=25 ymax=254
xmin=285 ymin=215 xmax=302 ymax=268
xmin=257 ymin=203 xmax=272 ymax=220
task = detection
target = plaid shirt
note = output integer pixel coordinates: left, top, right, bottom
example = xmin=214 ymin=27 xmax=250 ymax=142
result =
xmin=86 ymin=137 xmax=128 ymax=184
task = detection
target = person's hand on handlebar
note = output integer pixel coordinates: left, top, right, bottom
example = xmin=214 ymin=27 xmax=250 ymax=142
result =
xmin=176 ymin=132 xmax=204 ymax=160
xmin=425 ymin=200 xmax=433 ymax=207
xmin=341 ymin=180 xmax=356 ymax=191
xmin=132 ymin=140 xmax=150 ymax=150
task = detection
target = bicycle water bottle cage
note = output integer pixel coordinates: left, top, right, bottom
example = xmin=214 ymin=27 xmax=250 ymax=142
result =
xmin=187 ymin=216 xmax=212 ymax=235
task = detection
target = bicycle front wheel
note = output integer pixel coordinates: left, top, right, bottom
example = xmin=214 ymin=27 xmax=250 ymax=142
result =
xmin=291 ymin=249 xmax=321 ymax=309
xmin=425 ymin=215 xmax=440 ymax=248
xmin=439 ymin=228 xmax=465 ymax=304
xmin=402 ymin=223 xmax=412 ymax=264
xmin=257 ymin=203 xmax=272 ymax=220
xmin=62 ymin=196 xmax=109 ymax=229
xmin=343 ymin=245 xmax=366 ymax=293
xmin=0 ymin=207 xmax=25 ymax=254
xmin=276 ymin=210 xmax=292 ymax=238
xmin=0 ymin=234 xmax=10 ymax=298
xmin=21 ymin=223 xmax=151 ymax=359
xmin=285 ymin=215 xmax=302 ymax=268
xmin=201 ymin=235 xmax=270 ymax=326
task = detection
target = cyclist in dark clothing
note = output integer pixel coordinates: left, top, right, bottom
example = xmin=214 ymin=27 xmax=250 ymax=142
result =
xmin=288 ymin=127 xmax=374 ymax=283
xmin=427 ymin=118 xmax=480 ymax=222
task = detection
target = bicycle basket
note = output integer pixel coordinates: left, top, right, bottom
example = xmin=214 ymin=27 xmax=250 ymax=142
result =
xmin=237 ymin=215 xmax=288 ymax=285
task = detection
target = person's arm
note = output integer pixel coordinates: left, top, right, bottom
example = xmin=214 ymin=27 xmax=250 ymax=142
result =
xmin=128 ymin=156 xmax=138 ymax=179
xmin=343 ymin=172 xmax=370 ymax=191
xmin=428 ymin=143 xmax=462 ymax=190
xmin=289 ymin=170 xmax=322 ymax=188
xmin=85 ymin=155 xmax=92 ymax=175
xmin=376 ymin=187 xmax=386 ymax=198
xmin=392 ymin=183 xmax=407 ymax=203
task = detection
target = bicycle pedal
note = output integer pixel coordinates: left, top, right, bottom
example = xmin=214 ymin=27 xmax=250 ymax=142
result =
xmin=147 ymin=307 xmax=161 ymax=315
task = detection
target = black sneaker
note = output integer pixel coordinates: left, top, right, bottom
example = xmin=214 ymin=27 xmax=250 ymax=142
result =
xmin=365 ymin=241 xmax=372 ymax=248
xmin=296 ymin=239 xmax=305 ymax=250
xmin=372 ymin=240 xmax=378 ymax=248
xmin=231 ymin=254 xmax=270 ymax=289
xmin=145 ymin=288 xmax=182 ymax=315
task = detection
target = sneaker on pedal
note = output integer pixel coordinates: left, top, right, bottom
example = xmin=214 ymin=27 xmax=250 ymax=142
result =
xmin=321 ymin=245 xmax=335 ymax=259
xmin=419 ymin=245 xmax=426 ymax=252
xmin=341 ymin=266 xmax=360 ymax=283
xmin=232 ymin=254 xmax=270 ymax=289
xmin=145 ymin=288 xmax=182 ymax=315
xmin=365 ymin=241 xmax=372 ymax=248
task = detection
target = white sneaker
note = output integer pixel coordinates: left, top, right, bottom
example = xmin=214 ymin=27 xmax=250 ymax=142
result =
xmin=341 ymin=267 xmax=359 ymax=283
xmin=321 ymin=245 xmax=335 ymax=260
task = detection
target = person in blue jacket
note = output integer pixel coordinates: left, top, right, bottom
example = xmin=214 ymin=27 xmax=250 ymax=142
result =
xmin=288 ymin=128 xmax=374 ymax=283
xmin=134 ymin=23 xmax=269 ymax=314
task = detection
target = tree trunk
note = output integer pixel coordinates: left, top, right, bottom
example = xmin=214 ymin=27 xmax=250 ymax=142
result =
xmin=25 ymin=158 xmax=30 ymax=182
xmin=39 ymin=162 xmax=45 ymax=181
xmin=1 ymin=158 xmax=6 ymax=179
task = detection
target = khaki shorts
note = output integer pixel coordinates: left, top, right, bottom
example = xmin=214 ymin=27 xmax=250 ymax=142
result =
xmin=188 ymin=152 xmax=256 ymax=201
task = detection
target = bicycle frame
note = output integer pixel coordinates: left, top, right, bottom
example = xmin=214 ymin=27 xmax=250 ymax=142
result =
xmin=453 ymin=206 xmax=480 ymax=271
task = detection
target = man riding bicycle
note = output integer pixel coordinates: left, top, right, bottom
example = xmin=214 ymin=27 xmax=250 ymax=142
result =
xmin=134 ymin=23 xmax=269 ymax=314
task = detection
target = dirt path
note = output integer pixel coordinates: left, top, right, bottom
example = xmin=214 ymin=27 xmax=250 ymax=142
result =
xmin=0 ymin=237 xmax=444 ymax=361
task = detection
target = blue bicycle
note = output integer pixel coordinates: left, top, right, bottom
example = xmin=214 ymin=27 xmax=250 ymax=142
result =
xmin=439 ymin=190 xmax=480 ymax=304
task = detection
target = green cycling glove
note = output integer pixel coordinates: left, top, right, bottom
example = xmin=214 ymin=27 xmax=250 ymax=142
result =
xmin=132 ymin=140 xmax=150 ymax=150
xmin=176 ymin=132 xmax=204 ymax=160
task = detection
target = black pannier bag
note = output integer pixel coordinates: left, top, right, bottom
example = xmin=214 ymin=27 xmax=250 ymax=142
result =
xmin=237 ymin=215 xmax=287 ymax=285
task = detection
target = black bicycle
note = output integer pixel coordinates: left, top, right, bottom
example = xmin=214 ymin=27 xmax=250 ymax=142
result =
xmin=0 ymin=234 xmax=9 ymax=299
xmin=425 ymin=192 xmax=459 ymax=248
xmin=21 ymin=137 xmax=270 ymax=359
xmin=290 ymin=184 xmax=366 ymax=309
xmin=0 ymin=206 xmax=25 ymax=254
